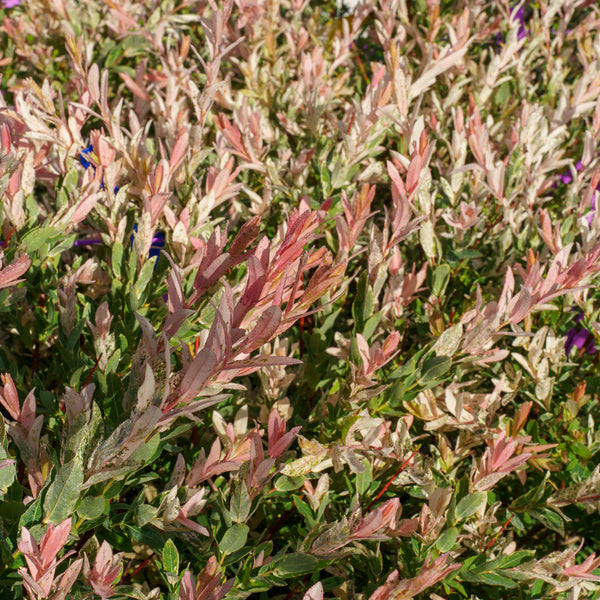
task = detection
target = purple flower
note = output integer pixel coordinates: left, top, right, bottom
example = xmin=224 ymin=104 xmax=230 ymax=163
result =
xmin=74 ymin=238 xmax=103 ymax=247
xmin=588 ymin=195 xmax=597 ymax=226
xmin=557 ymin=160 xmax=584 ymax=186
xmin=565 ymin=312 xmax=597 ymax=356
xmin=2 ymin=0 xmax=22 ymax=8
xmin=511 ymin=5 xmax=527 ymax=41
xmin=496 ymin=3 xmax=528 ymax=47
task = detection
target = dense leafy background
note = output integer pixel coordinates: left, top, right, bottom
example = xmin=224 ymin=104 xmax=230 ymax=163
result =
xmin=1 ymin=0 xmax=600 ymax=599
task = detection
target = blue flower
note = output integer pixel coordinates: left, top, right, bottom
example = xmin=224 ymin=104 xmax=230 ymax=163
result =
xmin=130 ymin=224 xmax=165 ymax=266
xmin=77 ymin=146 xmax=165 ymax=264
xmin=77 ymin=144 xmax=119 ymax=192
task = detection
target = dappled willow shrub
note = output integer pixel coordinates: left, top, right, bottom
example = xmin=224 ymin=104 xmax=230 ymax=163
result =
xmin=1 ymin=0 xmax=600 ymax=598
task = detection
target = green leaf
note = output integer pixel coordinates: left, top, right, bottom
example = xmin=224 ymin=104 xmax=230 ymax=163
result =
xmin=352 ymin=273 xmax=374 ymax=334
xmin=431 ymin=263 xmax=451 ymax=297
xmin=570 ymin=442 xmax=592 ymax=460
xmin=77 ymin=495 xmax=106 ymax=520
xmin=275 ymin=553 xmax=320 ymax=576
xmin=20 ymin=480 xmax=47 ymax=529
xmin=22 ymin=226 xmax=57 ymax=253
xmin=112 ymin=241 xmax=124 ymax=279
xmin=528 ymin=508 xmax=565 ymax=536
xmin=293 ymin=495 xmax=316 ymax=527
xmin=493 ymin=550 xmax=534 ymax=569
xmin=455 ymin=492 xmax=487 ymax=521
xmin=274 ymin=475 xmax=305 ymax=492
xmin=362 ymin=312 xmax=382 ymax=341
xmin=432 ymin=323 xmax=463 ymax=357
xmin=134 ymin=504 xmax=158 ymax=527
xmin=43 ymin=460 xmax=84 ymax=523
xmin=129 ymin=432 xmax=160 ymax=464
xmin=0 ymin=422 xmax=15 ymax=495
xmin=419 ymin=355 xmax=452 ymax=384
xmin=122 ymin=523 xmax=164 ymax=549
xmin=477 ymin=571 xmax=519 ymax=588
xmin=436 ymin=527 xmax=458 ymax=552
xmin=162 ymin=538 xmax=179 ymax=578
xmin=230 ymin=481 xmax=252 ymax=523
xmin=510 ymin=474 xmax=549 ymax=511
xmin=356 ymin=460 xmax=372 ymax=496
xmin=62 ymin=400 xmax=104 ymax=466
xmin=134 ymin=259 xmax=156 ymax=302
xmin=219 ymin=523 xmax=249 ymax=555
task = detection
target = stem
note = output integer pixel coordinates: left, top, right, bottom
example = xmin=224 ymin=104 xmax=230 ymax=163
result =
xmin=367 ymin=450 xmax=418 ymax=511
xmin=484 ymin=514 xmax=514 ymax=550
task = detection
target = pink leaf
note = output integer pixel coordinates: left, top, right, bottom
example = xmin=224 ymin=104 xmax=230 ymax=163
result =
xmin=179 ymin=570 xmax=195 ymax=600
xmin=0 ymin=373 xmax=21 ymax=421
xmin=303 ymin=582 xmax=324 ymax=600
xmin=242 ymin=306 xmax=282 ymax=353
xmin=509 ymin=287 xmax=532 ymax=324
xmin=220 ymin=356 xmax=302 ymax=370
xmin=39 ymin=518 xmax=72 ymax=569
xmin=53 ymin=558 xmax=83 ymax=600
xmin=0 ymin=254 xmax=31 ymax=290
xmin=178 ymin=349 xmax=217 ymax=404
xmin=229 ymin=216 xmax=261 ymax=258
xmin=170 ymin=128 xmax=189 ymax=169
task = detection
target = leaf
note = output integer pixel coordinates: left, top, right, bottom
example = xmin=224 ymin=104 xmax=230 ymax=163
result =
xmin=230 ymin=481 xmax=252 ymax=523
xmin=274 ymin=475 xmax=305 ymax=492
xmin=436 ymin=526 xmax=458 ymax=552
xmin=493 ymin=550 xmax=534 ymax=569
xmin=219 ymin=523 xmax=249 ymax=555
xmin=122 ymin=523 xmax=164 ymax=549
xmin=455 ymin=492 xmax=487 ymax=521
xmin=356 ymin=460 xmax=372 ymax=495
xmin=281 ymin=454 xmax=329 ymax=477
xmin=43 ymin=460 xmax=84 ymax=523
xmin=420 ymin=220 xmax=438 ymax=260
xmin=162 ymin=538 xmax=179 ymax=576
xmin=303 ymin=582 xmax=324 ymax=600
xmin=77 ymin=495 xmax=105 ymax=520
xmin=243 ymin=306 xmax=282 ymax=352
xmin=21 ymin=227 xmax=56 ymax=253
xmin=419 ymin=355 xmax=452 ymax=384
xmin=179 ymin=348 xmax=217 ymax=403
xmin=510 ymin=475 xmax=549 ymax=511
xmin=528 ymin=508 xmax=565 ymax=536
xmin=352 ymin=273 xmax=374 ymax=333
xmin=275 ymin=553 xmax=320 ymax=576
xmin=432 ymin=323 xmax=463 ymax=357
xmin=134 ymin=259 xmax=156 ymax=302
xmin=0 ymin=253 xmax=31 ymax=289
xmin=477 ymin=571 xmax=519 ymax=588
xmin=0 ymin=420 xmax=15 ymax=495
xmin=134 ymin=504 xmax=158 ymax=527
xmin=431 ymin=263 xmax=451 ymax=297
xmin=63 ymin=400 xmax=104 ymax=466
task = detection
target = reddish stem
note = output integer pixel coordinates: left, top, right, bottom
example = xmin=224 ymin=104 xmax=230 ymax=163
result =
xmin=346 ymin=111 xmax=355 ymax=135
xmin=82 ymin=354 xmax=102 ymax=389
xmin=2 ymin=226 xmax=17 ymax=247
xmin=484 ymin=514 xmax=514 ymax=550
xmin=128 ymin=554 xmax=155 ymax=581
xmin=367 ymin=450 xmax=417 ymax=511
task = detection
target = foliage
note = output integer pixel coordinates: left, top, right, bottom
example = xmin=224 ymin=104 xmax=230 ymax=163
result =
xmin=1 ymin=0 xmax=600 ymax=598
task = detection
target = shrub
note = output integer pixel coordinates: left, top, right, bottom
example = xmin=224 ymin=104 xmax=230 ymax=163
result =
xmin=1 ymin=0 xmax=600 ymax=598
